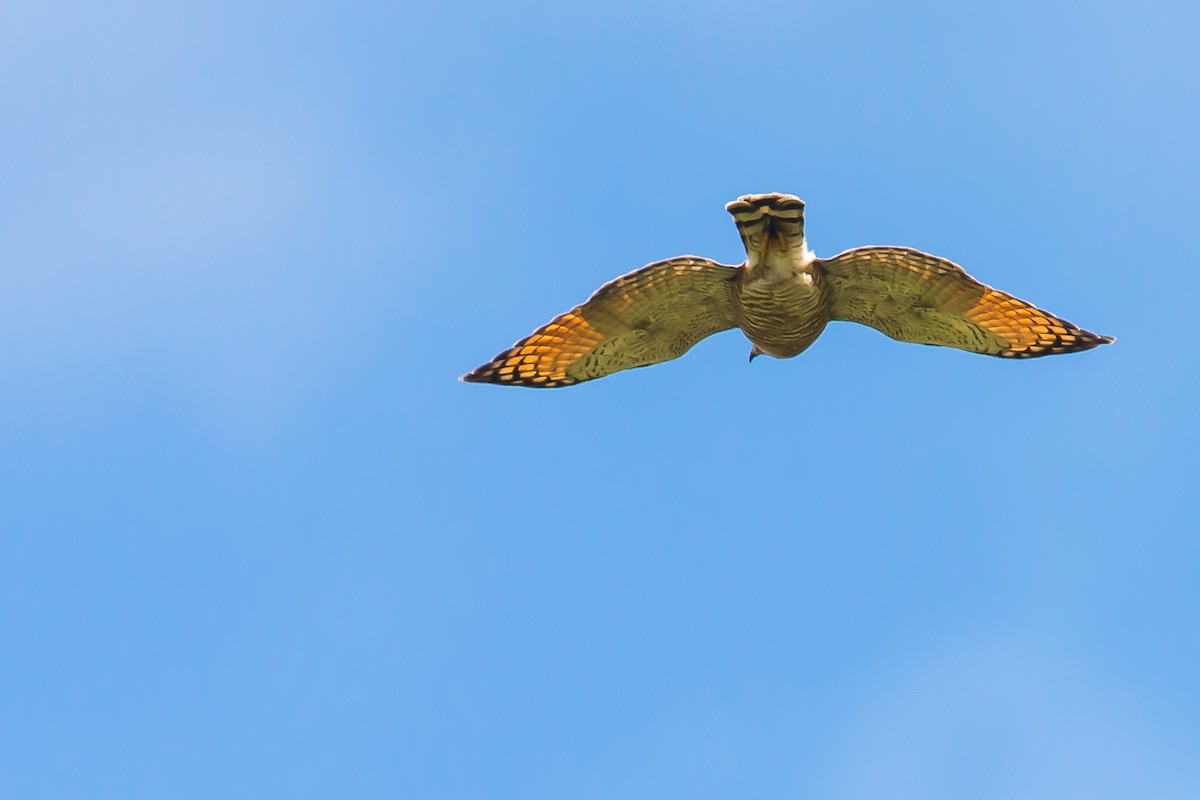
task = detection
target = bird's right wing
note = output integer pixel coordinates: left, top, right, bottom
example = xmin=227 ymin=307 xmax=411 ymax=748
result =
xmin=462 ymin=257 xmax=741 ymax=387
xmin=819 ymin=246 xmax=1113 ymax=357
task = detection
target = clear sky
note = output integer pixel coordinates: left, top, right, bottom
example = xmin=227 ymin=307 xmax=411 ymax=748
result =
xmin=2 ymin=1 xmax=1197 ymax=798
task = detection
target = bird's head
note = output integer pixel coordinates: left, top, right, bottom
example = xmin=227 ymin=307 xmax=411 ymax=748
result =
xmin=726 ymin=193 xmax=810 ymax=273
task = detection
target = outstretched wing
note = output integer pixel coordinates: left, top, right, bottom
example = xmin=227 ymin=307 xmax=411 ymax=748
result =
xmin=819 ymin=246 xmax=1113 ymax=358
xmin=462 ymin=257 xmax=741 ymax=387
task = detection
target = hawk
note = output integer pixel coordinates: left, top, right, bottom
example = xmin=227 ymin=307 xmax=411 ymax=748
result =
xmin=462 ymin=193 xmax=1113 ymax=387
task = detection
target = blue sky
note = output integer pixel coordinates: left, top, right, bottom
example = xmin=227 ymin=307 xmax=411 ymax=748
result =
xmin=2 ymin=1 xmax=1197 ymax=797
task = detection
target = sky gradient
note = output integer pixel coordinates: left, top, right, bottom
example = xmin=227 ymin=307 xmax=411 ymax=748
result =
xmin=2 ymin=2 xmax=1198 ymax=798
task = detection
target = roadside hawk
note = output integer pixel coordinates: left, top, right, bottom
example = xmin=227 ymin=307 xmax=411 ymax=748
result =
xmin=462 ymin=193 xmax=1113 ymax=387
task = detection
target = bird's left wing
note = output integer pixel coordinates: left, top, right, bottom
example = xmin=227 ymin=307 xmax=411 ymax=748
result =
xmin=819 ymin=246 xmax=1113 ymax=357
xmin=462 ymin=257 xmax=741 ymax=387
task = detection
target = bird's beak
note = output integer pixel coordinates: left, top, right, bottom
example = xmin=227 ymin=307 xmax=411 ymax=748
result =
xmin=758 ymin=226 xmax=771 ymax=264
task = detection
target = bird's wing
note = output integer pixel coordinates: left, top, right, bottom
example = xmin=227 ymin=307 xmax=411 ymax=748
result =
xmin=462 ymin=257 xmax=741 ymax=387
xmin=818 ymin=246 xmax=1113 ymax=357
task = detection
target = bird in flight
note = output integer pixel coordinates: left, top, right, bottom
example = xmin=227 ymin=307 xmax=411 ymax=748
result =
xmin=462 ymin=193 xmax=1113 ymax=387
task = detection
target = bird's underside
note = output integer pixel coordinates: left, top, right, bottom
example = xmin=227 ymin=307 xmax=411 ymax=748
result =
xmin=462 ymin=193 xmax=1113 ymax=388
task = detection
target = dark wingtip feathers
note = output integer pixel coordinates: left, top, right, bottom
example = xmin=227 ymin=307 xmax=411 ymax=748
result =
xmin=997 ymin=329 xmax=1115 ymax=359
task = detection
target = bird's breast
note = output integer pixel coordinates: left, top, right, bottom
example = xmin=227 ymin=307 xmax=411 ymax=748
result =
xmin=734 ymin=269 xmax=831 ymax=358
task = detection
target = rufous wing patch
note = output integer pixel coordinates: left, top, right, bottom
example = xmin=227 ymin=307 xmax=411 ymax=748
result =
xmin=965 ymin=288 xmax=1115 ymax=357
xmin=462 ymin=310 xmax=606 ymax=387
